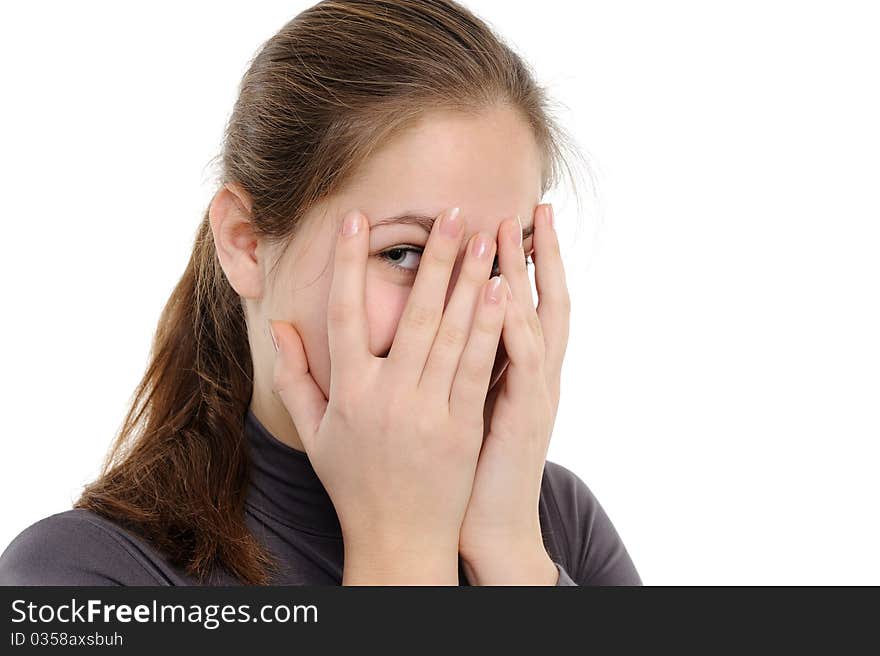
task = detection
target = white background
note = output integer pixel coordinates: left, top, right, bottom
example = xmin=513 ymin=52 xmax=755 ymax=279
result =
xmin=1 ymin=1 xmax=877 ymax=584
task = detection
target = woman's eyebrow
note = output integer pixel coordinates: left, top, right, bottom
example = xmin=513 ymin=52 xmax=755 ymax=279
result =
xmin=372 ymin=212 xmax=535 ymax=241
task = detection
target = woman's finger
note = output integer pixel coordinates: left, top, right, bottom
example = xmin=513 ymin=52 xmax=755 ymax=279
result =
xmin=450 ymin=274 xmax=509 ymax=420
xmin=533 ymin=203 xmax=570 ymax=378
xmin=269 ymin=318 xmax=328 ymax=454
xmin=497 ymin=212 xmax=545 ymax=346
xmin=495 ymin=281 xmax=545 ymax=402
xmin=387 ymin=207 xmax=465 ymax=386
xmin=497 ymin=214 xmax=534 ymax=311
xmin=420 ymin=231 xmax=497 ymax=401
xmin=326 ymin=209 xmax=373 ymax=397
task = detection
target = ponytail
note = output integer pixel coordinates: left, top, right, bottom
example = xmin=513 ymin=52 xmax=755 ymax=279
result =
xmin=75 ymin=210 xmax=277 ymax=584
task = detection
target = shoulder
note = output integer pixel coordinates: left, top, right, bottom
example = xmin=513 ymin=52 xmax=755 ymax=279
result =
xmin=0 ymin=508 xmax=167 ymax=586
xmin=540 ymin=459 xmax=642 ymax=586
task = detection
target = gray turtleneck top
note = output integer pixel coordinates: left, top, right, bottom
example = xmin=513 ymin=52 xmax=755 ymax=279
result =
xmin=0 ymin=409 xmax=641 ymax=586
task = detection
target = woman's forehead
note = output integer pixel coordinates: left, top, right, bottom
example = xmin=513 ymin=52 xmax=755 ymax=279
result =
xmin=338 ymin=108 xmax=543 ymax=210
xmin=299 ymin=107 xmax=544 ymax=245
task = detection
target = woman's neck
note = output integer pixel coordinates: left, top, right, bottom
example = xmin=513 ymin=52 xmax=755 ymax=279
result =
xmin=248 ymin=385 xmax=307 ymax=454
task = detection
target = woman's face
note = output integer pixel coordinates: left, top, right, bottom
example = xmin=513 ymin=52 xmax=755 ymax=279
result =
xmin=215 ymin=105 xmax=544 ymax=447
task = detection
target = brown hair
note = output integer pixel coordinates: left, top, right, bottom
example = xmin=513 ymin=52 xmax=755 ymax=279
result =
xmin=74 ymin=0 xmax=587 ymax=584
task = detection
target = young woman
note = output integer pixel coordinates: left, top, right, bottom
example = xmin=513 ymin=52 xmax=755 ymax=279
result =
xmin=0 ymin=0 xmax=640 ymax=586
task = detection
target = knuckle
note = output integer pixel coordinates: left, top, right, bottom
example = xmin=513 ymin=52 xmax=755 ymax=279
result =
xmin=524 ymin=345 xmax=543 ymax=369
xmin=435 ymin=323 xmax=467 ymax=352
xmin=519 ymin=307 xmax=541 ymax=338
xmin=327 ymin=300 xmax=355 ymax=325
xmin=458 ymin=358 xmax=488 ymax=388
xmin=545 ymin=289 xmax=571 ymax=316
xmin=529 ymin=313 xmax=544 ymax=339
xmin=456 ymin=409 xmax=484 ymax=434
xmin=472 ymin=312 xmax=500 ymax=339
xmin=560 ymin=291 xmax=572 ymax=314
xmin=439 ymin=432 xmax=470 ymax=459
xmin=403 ymin=302 xmax=439 ymax=330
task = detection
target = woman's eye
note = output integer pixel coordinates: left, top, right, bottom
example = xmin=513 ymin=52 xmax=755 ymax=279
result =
xmin=377 ymin=246 xmax=533 ymax=276
xmin=378 ymin=246 xmax=422 ymax=273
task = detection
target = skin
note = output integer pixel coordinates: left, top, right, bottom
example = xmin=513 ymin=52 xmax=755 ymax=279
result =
xmin=209 ymin=104 xmax=570 ymax=585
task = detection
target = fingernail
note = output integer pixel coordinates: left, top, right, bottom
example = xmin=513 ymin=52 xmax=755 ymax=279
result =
xmin=485 ymin=275 xmax=503 ymax=304
xmin=440 ymin=207 xmax=461 ymax=238
xmin=341 ymin=211 xmax=361 ymax=237
xmin=546 ymin=204 xmax=555 ymax=230
xmin=470 ymin=232 xmax=489 ymax=259
xmin=267 ymin=318 xmax=279 ymax=352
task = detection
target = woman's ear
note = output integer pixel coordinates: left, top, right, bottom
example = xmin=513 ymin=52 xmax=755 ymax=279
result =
xmin=209 ymin=182 xmax=264 ymax=298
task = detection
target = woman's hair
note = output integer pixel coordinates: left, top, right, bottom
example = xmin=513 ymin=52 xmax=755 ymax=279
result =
xmin=75 ymin=0 xmax=586 ymax=584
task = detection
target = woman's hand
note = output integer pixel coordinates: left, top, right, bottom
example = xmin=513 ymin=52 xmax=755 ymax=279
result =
xmin=269 ymin=206 xmax=509 ymax=585
xmin=459 ymin=203 xmax=571 ymax=585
